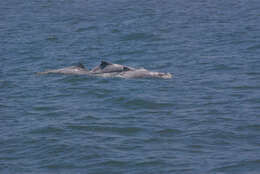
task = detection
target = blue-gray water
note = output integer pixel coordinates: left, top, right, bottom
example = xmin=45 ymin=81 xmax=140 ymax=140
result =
xmin=1 ymin=0 xmax=260 ymax=173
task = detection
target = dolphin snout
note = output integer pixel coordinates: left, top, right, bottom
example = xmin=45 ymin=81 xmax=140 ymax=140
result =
xmin=158 ymin=72 xmax=172 ymax=79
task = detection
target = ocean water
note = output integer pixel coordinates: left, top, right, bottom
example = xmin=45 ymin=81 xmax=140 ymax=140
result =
xmin=1 ymin=0 xmax=260 ymax=173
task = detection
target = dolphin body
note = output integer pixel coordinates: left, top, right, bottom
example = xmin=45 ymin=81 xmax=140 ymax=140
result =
xmin=38 ymin=61 xmax=172 ymax=79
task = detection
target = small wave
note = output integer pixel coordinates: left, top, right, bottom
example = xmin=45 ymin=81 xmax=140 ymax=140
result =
xmin=247 ymin=43 xmax=260 ymax=51
xmin=236 ymin=124 xmax=260 ymax=132
xmin=100 ymin=160 xmax=127 ymax=167
xmin=231 ymin=85 xmax=260 ymax=90
xmin=66 ymin=124 xmax=144 ymax=136
xmin=157 ymin=128 xmax=182 ymax=136
xmin=135 ymin=159 xmax=166 ymax=167
xmin=120 ymin=98 xmax=173 ymax=110
xmin=46 ymin=36 xmax=58 ymax=41
xmin=210 ymin=159 xmax=260 ymax=173
xmin=121 ymin=32 xmax=159 ymax=41
xmin=75 ymin=26 xmax=97 ymax=32
xmin=29 ymin=126 xmax=64 ymax=135
xmin=207 ymin=63 xmax=240 ymax=72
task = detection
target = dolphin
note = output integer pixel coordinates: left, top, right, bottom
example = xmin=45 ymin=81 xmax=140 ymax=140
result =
xmin=37 ymin=61 xmax=172 ymax=79
xmin=37 ymin=63 xmax=89 ymax=75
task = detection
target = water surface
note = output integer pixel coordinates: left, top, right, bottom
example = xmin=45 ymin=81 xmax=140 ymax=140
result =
xmin=1 ymin=0 xmax=260 ymax=173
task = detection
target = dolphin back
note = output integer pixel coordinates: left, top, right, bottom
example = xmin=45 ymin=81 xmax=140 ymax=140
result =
xmin=37 ymin=64 xmax=89 ymax=75
xmin=91 ymin=61 xmax=134 ymax=73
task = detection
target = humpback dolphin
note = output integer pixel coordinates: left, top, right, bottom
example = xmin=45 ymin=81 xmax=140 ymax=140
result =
xmin=38 ymin=61 xmax=172 ymax=79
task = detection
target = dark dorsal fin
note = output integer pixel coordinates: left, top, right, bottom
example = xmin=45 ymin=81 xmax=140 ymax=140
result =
xmin=77 ymin=63 xmax=85 ymax=69
xmin=100 ymin=61 xmax=112 ymax=69
xmin=123 ymin=66 xmax=131 ymax=71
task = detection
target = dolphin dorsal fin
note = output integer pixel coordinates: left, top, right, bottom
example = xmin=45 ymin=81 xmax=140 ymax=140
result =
xmin=123 ymin=66 xmax=132 ymax=71
xmin=100 ymin=61 xmax=112 ymax=69
xmin=77 ymin=63 xmax=85 ymax=69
